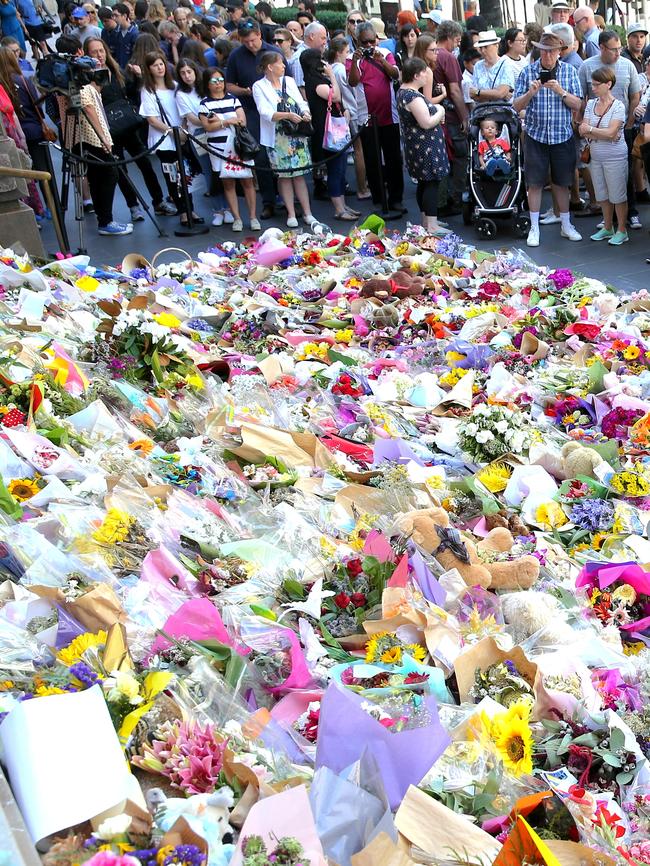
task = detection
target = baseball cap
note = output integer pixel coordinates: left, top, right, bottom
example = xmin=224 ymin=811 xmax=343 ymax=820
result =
xmin=72 ymin=6 xmax=88 ymax=17
xmin=627 ymin=23 xmax=649 ymax=36
xmin=421 ymin=10 xmax=443 ymax=23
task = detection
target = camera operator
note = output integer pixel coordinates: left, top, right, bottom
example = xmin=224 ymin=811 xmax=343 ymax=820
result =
xmin=513 ymin=31 xmax=583 ymax=247
xmin=55 ymin=56 xmax=133 ymax=235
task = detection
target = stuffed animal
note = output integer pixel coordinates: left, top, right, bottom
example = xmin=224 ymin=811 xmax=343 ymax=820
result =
xmin=485 ymin=510 xmax=530 ymax=537
xmin=501 ymin=591 xmax=576 ymax=645
xmin=561 ymin=441 xmax=605 ymax=480
xmin=360 ymin=268 xmax=426 ymax=300
xmin=394 ymin=507 xmax=539 ymax=591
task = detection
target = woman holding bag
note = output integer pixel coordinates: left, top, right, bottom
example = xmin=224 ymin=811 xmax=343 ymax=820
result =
xmin=252 ymin=51 xmax=316 ymax=229
xmin=300 ymin=47 xmax=359 ymax=222
xmin=198 ymin=67 xmax=259 ymax=232
xmin=139 ymin=50 xmax=202 ymax=225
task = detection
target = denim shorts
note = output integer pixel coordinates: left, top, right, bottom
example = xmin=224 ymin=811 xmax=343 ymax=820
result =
xmin=523 ymin=134 xmax=576 ymax=188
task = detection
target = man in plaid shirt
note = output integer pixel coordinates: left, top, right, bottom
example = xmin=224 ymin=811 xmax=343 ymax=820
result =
xmin=514 ymin=32 xmax=583 ymax=247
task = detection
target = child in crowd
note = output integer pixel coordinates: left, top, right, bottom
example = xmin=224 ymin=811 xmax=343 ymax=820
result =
xmin=477 ymin=117 xmax=512 ymax=176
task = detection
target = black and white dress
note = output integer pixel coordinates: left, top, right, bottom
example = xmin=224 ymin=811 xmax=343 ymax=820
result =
xmin=198 ymin=94 xmax=252 ymax=176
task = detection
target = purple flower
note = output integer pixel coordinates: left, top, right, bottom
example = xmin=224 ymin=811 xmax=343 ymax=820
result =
xmin=435 ymin=232 xmax=462 ymax=259
xmin=69 ymin=661 xmax=99 ymax=688
xmin=547 ymin=269 xmax=575 ymax=290
xmin=569 ymin=499 xmax=615 ymax=532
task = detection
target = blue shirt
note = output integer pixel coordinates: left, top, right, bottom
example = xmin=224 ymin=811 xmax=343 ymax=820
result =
xmin=16 ymin=0 xmax=40 ymax=27
xmin=226 ymin=40 xmax=284 ymax=113
xmin=583 ymin=27 xmax=600 ymax=59
xmin=102 ymin=23 xmax=139 ymax=69
xmin=515 ymin=59 xmax=582 ymax=144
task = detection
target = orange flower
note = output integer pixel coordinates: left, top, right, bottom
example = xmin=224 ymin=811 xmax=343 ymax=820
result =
xmin=128 ymin=438 xmax=154 ymax=455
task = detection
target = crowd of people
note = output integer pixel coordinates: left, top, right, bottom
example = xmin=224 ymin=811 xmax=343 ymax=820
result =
xmin=1 ymin=0 xmax=650 ymax=249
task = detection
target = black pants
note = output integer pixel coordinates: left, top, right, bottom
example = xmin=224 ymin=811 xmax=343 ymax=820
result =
xmin=416 ymin=179 xmax=439 ymax=217
xmin=245 ymin=108 xmax=275 ymax=207
xmin=26 ymin=138 xmax=50 ymax=203
xmin=625 ymin=127 xmax=638 ymax=218
xmin=74 ymin=142 xmax=118 ymax=228
xmin=113 ymin=131 xmax=164 ymax=208
xmin=359 ymin=121 xmax=404 ymax=206
xmin=158 ymin=149 xmax=193 ymax=215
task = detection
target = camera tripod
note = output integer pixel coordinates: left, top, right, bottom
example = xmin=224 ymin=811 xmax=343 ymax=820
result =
xmin=58 ymin=88 xmax=166 ymax=253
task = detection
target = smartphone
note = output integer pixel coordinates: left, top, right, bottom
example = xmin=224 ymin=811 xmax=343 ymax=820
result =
xmin=539 ymin=67 xmax=557 ymax=83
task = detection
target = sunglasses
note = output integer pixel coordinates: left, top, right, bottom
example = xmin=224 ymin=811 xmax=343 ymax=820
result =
xmin=210 ymin=76 xmax=224 ymax=82
xmin=348 ymin=18 xmax=363 ymax=24
xmin=273 ymin=37 xmax=287 ymax=43
xmin=360 ymin=38 xmax=375 ymax=45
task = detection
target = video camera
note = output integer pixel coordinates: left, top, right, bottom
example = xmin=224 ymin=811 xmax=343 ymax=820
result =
xmin=36 ymin=54 xmax=110 ymax=97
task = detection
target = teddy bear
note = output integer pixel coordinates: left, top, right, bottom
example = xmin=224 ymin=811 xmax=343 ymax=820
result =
xmin=561 ymin=441 xmax=605 ymax=480
xmin=501 ymin=591 xmax=577 ymax=645
xmin=393 ymin=506 xmax=540 ymax=591
xmin=360 ymin=268 xmax=427 ymax=301
xmin=484 ymin=510 xmax=530 ymax=537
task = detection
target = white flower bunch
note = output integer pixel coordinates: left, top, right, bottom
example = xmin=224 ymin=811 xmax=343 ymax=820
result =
xmin=457 ymin=403 xmax=532 ymax=464
xmin=112 ymin=308 xmax=145 ymax=337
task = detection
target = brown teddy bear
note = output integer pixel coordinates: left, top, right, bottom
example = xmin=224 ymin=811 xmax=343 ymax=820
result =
xmin=485 ymin=510 xmax=530 ymax=537
xmin=360 ymin=269 xmax=426 ymax=301
xmin=394 ymin=506 xmax=540 ymax=592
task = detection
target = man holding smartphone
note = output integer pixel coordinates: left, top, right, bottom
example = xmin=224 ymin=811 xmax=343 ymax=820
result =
xmin=514 ymin=32 xmax=583 ymax=247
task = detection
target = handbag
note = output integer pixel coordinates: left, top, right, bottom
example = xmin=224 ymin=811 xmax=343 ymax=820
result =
xmin=322 ymin=87 xmax=351 ymax=152
xmin=632 ymin=130 xmax=646 ymax=160
xmin=219 ymin=151 xmax=253 ymax=179
xmin=104 ymin=97 xmax=144 ymax=138
xmin=233 ymin=124 xmax=260 ymax=159
xmin=21 ymin=75 xmax=57 ymax=142
xmin=277 ymin=77 xmax=313 ymax=137
xmin=580 ymin=100 xmax=608 ymax=164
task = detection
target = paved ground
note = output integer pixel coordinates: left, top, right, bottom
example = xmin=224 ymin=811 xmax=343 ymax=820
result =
xmin=32 ymin=152 xmax=650 ymax=291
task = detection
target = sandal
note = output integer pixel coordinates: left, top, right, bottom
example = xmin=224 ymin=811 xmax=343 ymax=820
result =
xmin=344 ymin=207 xmax=361 ymax=217
xmin=334 ymin=211 xmax=358 ymax=221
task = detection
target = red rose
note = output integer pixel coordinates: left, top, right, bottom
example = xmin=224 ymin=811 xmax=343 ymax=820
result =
xmin=346 ymin=559 xmax=363 ymax=578
xmin=334 ymin=592 xmax=351 ymax=609
xmin=350 ymin=592 xmax=367 ymax=608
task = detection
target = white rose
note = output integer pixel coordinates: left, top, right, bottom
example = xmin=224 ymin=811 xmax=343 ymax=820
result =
xmin=510 ymin=432 xmax=525 ymax=452
xmin=463 ymin=424 xmax=478 ymax=436
xmin=95 ymin=814 xmax=132 ymax=841
xmin=475 ymin=430 xmax=494 ymax=443
xmin=494 ymin=420 xmax=509 ymax=434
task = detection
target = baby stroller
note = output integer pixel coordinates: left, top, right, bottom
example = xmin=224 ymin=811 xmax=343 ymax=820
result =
xmin=462 ymin=102 xmax=529 ymax=240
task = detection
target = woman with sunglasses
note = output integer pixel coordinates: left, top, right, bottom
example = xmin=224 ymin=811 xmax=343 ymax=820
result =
xmin=272 ymin=28 xmax=294 ymax=61
xmin=199 ymin=67 xmax=258 ymax=230
xmin=140 ymin=50 xmax=202 ymax=225
xmin=346 ymin=11 xmax=364 ymax=51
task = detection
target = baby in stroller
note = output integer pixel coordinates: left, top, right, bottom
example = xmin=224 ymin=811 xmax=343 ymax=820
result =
xmin=477 ymin=118 xmax=512 ymax=178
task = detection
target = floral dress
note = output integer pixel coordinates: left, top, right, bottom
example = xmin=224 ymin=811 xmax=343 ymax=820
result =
xmin=396 ymin=88 xmax=449 ymax=183
xmin=269 ymin=87 xmax=310 ymax=178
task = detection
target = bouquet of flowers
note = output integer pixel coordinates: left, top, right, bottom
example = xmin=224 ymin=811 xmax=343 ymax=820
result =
xmin=457 ymin=404 xmax=533 ymax=464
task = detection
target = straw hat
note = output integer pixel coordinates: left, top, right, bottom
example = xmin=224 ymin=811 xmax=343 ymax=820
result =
xmin=476 ymin=29 xmax=500 ymax=46
xmin=531 ymin=32 xmax=564 ymax=50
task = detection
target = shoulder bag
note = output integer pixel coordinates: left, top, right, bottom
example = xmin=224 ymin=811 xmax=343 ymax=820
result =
xmin=580 ymin=99 xmax=608 ymax=164
xmin=234 ymin=124 xmax=260 ymax=159
xmin=21 ymin=75 xmax=57 ymax=142
xmin=104 ymin=95 xmax=145 ymax=138
xmin=277 ymin=76 xmax=313 ymax=137
xmin=322 ymin=86 xmax=351 ymax=152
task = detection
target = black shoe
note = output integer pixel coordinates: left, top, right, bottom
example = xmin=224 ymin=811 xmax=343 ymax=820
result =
xmin=313 ymin=182 xmax=329 ymax=201
xmin=388 ymin=201 xmax=407 ymax=214
xmin=637 ymin=189 xmax=650 ymax=203
xmin=260 ymin=205 xmax=275 ymax=220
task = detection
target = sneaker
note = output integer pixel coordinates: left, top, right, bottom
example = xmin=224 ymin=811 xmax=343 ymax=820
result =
xmin=250 ymin=217 xmax=261 ymax=230
xmin=628 ymin=215 xmax=643 ymax=230
xmin=98 ymin=221 xmax=133 ymax=236
xmin=130 ymin=205 xmax=145 ymax=222
xmin=561 ymin=224 xmax=582 ymax=241
xmin=596 ymin=219 xmax=604 ymax=229
xmin=608 ymin=230 xmax=629 ymax=245
xmin=287 ymin=216 xmax=299 ymax=228
xmin=212 ymin=211 xmax=224 ymax=226
xmin=223 ymin=210 xmax=234 ymax=224
xmin=527 ymin=225 xmax=540 ymax=247
xmin=154 ymin=201 xmax=177 ymax=215
xmin=303 ymin=214 xmax=318 ymax=226
xmin=231 ymin=218 xmax=243 ymax=232
xmin=590 ymin=227 xmax=614 ymax=241
xmin=540 ymin=210 xmax=561 ymax=225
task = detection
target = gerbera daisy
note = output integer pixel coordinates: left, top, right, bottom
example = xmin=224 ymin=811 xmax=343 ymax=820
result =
xmin=128 ymin=438 xmax=154 ymax=455
xmin=477 ymin=462 xmax=513 ymax=494
xmin=58 ymin=630 xmax=107 ymax=666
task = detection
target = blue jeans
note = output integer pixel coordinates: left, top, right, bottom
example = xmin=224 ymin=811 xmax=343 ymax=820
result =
xmin=325 ymin=149 xmax=347 ymax=198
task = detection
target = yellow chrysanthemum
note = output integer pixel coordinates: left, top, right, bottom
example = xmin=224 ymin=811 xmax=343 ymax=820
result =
xmin=93 ymin=508 xmax=134 ymax=544
xmin=152 ymin=312 xmax=181 ymax=328
xmin=380 ymin=646 xmax=402 ymax=664
xmin=534 ymin=501 xmax=568 ymax=530
xmin=477 ymin=462 xmax=513 ymax=494
xmin=7 ymin=478 xmax=39 ymax=501
xmin=612 ymin=584 xmax=637 ymax=605
xmin=58 ymin=630 xmax=107 ymax=666
xmin=494 ymin=715 xmax=534 ymax=777
xmin=35 ymin=684 xmax=66 ymax=697
xmin=186 ymin=374 xmax=205 ymax=391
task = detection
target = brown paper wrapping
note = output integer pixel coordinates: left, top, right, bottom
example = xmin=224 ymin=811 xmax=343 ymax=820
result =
xmin=351 ymin=833 xmax=417 ymax=866
xmin=103 ymin=622 xmax=133 ymax=672
xmin=432 ymin=372 xmax=475 ymax=416
xmin=29 ymin=582 xmax=126 ymax=632
xmin=161 ymin=816 xmax=209 ymax=856
xmin=229 ymin=784 xmax=259 ymax=829
xmin=395 ymin=785 xmax=500 ymax=864
xmin=546 ymin=840 xmax=616 ymax=866
xmin=231 ymin=423 xmax=332 ymax=470
xmin=519 ymin=332 xmax=550 ymax=361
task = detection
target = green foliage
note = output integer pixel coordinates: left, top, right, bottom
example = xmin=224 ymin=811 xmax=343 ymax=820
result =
xmin=273 ymin=6 xmax=348 ymax=30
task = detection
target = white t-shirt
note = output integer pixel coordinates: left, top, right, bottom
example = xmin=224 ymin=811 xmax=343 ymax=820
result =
xmin=139 ymin=87 xmax=180 ymax=151
xmin=176 ymin=89 xmax=203 ymax=136
xmin=583 ymin=97 xmax=627 ymax=161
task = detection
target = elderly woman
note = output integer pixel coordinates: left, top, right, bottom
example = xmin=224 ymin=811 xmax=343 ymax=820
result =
xmin=470 ymin=29 xmax=516 ymax=103
xmin=397 ymin=57 xmax=449 ymax=234
xmin=579 ymin=66 xmax=629 ymax=245
xmin=253 ymin=50 xmax=316 ymax=228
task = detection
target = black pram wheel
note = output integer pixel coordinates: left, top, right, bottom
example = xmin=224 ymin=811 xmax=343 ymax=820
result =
xmin=514 ymin=215 xmax=531 ymax=238
xmin=476 ymin=217 xmax=497 ymax=239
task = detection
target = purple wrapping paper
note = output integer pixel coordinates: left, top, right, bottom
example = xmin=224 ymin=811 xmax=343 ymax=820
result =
xmin=409 ymin=550 xmax=446 ymax=606
xmin=54 ymin=605 xmax=86 ymax=650
xmin=372 ymin=438 xmax=424 ymax=467
xmin=315 ymin=684 xmax=450 ymax=810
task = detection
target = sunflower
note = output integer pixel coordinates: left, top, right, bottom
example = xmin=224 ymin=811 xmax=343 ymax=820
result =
xmin=58 ymin=630 xmax=107 ymax=666
xmin=494 ymin=715 xmax=534 ymax=777
xmin=380 ymin=646 xmax=402 ymax=664
xmin=405 ymin=644 xmax=427 ymax=662
xmin=7 ymin=477 xmax=39 ymax=501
